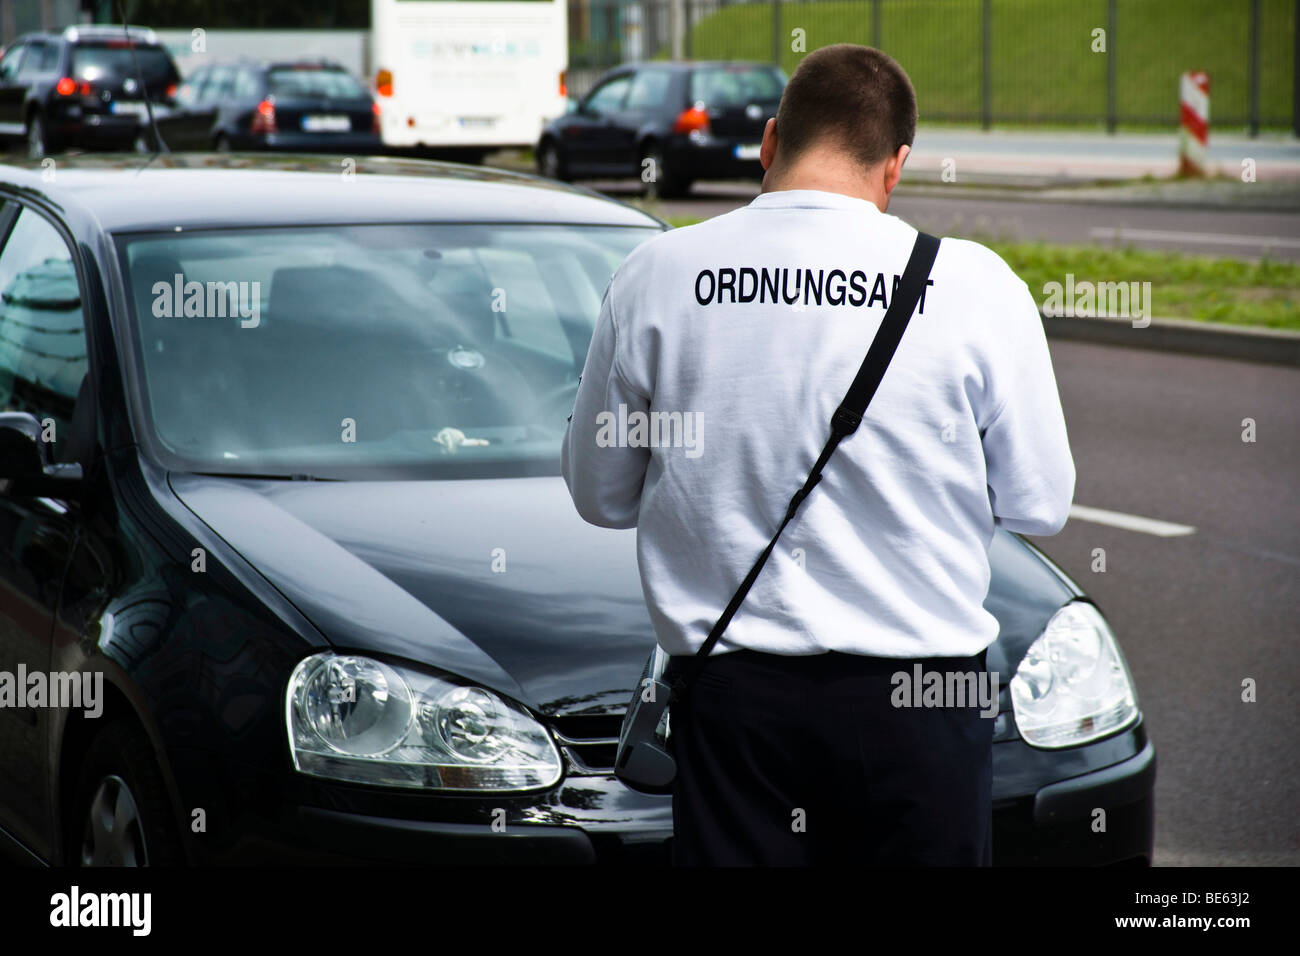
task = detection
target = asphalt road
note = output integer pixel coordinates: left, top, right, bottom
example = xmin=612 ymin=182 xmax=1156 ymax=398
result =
xmin=1024 ymin=339 xmax=1299 ymax=866
xmin=592 ymin=180 xmax=1300 ymax=261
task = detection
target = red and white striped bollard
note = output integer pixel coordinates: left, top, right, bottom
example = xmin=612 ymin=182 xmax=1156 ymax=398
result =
xmin=1178 ymin=71 xmax=1210 ymax=177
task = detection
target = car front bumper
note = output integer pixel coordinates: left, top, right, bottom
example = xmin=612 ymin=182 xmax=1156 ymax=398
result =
xmin=171 ymin=719 xmax=1153 ymax=865
xmin=168 ymin=750 xmax=673 ymax=865
xmin=992 ymin=721 xmax=1156 ymax=866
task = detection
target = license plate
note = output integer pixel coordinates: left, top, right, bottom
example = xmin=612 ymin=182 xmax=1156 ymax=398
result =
xmin=458 ymin=116 xmax=495 ymax=129
xmin=734 ymin=144 xmax=761 ymax=160
xmin=109 ymin=101 xmax=148 ymax=116
xmin=301 ymin=114 xmax=351 ymax=133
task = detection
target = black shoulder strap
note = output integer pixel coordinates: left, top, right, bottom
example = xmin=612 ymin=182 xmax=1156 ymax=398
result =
xmin=670 ymin=230 xmax=941 ymax=703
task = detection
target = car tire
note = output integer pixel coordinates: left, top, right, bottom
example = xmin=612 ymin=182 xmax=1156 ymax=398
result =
xmin=213 ymin=133 xmax=231 ymax=153
xmin=68 ymin=719 xmax=183 ymax=866
xmin=26 ymin=112 xmax=55 ymax=160
xmin=640 ymin=142 xmax=690 ymax=199
xmin=537 ymin=139 xmax=569 ymax=181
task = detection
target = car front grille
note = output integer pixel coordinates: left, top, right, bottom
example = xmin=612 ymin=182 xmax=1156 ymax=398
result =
xmin=550 ymin=714 xmax=623 ymax=775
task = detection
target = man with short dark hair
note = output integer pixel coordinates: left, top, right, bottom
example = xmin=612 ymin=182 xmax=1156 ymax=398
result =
xmin=562 ymin=44 xmax=1074 ymax=865
xmin=775 ymin=44 xmax=917 ymax=168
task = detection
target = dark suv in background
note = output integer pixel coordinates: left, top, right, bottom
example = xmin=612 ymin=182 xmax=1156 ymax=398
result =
xmin=153 ymin=59 xmax=381 ymax=153
xmin=0 ymin=25 xmax=179 ymax=158
xmin=537 ymin=61 xmax=786 ymax=197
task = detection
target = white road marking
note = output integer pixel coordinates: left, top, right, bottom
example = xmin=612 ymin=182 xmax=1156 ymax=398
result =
xmin=1069 ymin=504 xmax=1196 ymax=537
xmin=1088 ymin=227 xmax=1300 ymax=249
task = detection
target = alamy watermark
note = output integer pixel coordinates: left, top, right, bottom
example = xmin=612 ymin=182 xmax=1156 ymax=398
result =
xmin=151 ymin=273 xmax=261 ymax=328
xmin=891 ymin=664 xmax=1000 ymax=718
xmin=50 ymin=886 xmax=150 ymax=936
xmin=1042 ymin=274 xmax=1152 ymax=328
xmin=595 ymin=403 xmax=704 ymax=459
xmin=0 ymin=667 xmax=102 ymax=718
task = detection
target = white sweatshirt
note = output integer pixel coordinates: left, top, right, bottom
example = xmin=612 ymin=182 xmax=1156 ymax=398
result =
xmin=561 ymin=189 xmax=1075 ymax=659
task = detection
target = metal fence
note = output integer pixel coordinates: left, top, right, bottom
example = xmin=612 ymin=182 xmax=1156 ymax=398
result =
xmin=568 ymin=0 xmax=1298 ymax=133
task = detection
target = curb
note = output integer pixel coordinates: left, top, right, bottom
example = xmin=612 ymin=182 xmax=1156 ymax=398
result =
xmin=1040 ymin=311 xmax=1300 ymax=367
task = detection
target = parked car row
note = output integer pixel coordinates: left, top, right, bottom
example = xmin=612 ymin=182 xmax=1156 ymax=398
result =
xmin=1 ymin=22 xmax=782 ymax=198
xmin=0 ymin=25 xmax=380 ymax=157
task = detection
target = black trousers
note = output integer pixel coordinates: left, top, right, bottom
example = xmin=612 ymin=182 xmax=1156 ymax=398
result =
xmin=664 ymin=648 xmax=994 ymax=866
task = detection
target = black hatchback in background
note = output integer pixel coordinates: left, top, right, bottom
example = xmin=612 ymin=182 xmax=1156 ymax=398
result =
xmin=0 ymin=25 xmax=179 ymax=158
xmin=153 ymin=60 xmax=381 ymax=154
xmin=537 ymin=61 xmax=785 ymax=197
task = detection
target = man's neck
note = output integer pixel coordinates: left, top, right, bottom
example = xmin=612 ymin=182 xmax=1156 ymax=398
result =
xmin=761 ymin=158 xmax=889 ymax=212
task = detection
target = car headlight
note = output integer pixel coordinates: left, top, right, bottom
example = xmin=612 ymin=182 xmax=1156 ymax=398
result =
xmin=286 ymin=652 xmax=563 ymax=791
xmin=1010 ymin=602 xmax=1139 ymax=749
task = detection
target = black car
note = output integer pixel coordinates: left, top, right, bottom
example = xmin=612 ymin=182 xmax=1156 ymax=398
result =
xmin=538 ymin=61 xmax=785 ymax=198
xmin=0 ymin=154 xmax=1153 ymax=866
xmin=152 ymin=60 xmax=381 ymax=154
xmin=0 ymin=25 xmax=180 ymax=158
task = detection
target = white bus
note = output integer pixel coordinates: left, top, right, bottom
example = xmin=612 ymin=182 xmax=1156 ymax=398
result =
xmin=372 ymin=0 xmax=568 ymax=153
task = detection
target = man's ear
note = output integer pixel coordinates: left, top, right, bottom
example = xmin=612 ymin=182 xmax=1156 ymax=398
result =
xmin=759 ymin=117 xmax=778 ymax=171
xmin=883 ymin=143 xmax=910 ymax=195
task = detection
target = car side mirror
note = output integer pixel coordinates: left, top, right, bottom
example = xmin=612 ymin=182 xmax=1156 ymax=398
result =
xmin=0 ymin=411 xmax=83 ymax=498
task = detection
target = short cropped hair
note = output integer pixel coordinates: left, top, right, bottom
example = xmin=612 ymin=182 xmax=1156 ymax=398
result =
xmin=774 ymin=44 xmax=917 ymax=168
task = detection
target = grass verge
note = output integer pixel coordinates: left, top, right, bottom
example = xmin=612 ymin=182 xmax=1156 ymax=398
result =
xmin=987 ymin=241 xmax=1300 ymax=331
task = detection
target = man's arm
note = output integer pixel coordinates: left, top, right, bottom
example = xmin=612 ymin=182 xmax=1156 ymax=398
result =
xmin=981 ymin=278 xmax=1076 ymax=535
xmin=561 ymin=280 xmax=652 ymax=529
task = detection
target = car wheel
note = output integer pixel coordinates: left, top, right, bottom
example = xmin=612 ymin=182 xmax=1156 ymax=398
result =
xmin=69 ymin=720 xmax=182 ymax=866
xmin=26 ymin=113 xmax=53 ymax=160
xmin=214 ymin=133 xmax=231 ymax=153
xmin=640 ymin=142 xmax=690 ymax=199
xmin=537 ymin=139 xmax=569 ymax=181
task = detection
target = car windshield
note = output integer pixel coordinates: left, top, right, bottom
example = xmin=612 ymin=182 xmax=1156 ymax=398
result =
xmin=689 ymin=66 xmax=786 ymax=106
xmin=267 ymin=67 xmax=367 ymax=100
xmin=70 ymin=43 xmax=176 ymax=85
xmin=116 ymin=223 xmax=658 ymax=479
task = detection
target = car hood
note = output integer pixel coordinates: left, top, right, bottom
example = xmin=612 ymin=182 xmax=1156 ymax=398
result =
xmin=169 ymin=473 xmax=1078 ymax=717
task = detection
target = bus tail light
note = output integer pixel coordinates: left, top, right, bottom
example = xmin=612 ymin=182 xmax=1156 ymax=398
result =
xmin=558 ymin=70 xmax=567 ymax=98
xmin=376 ymin=69 xmax=393 ymax=97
